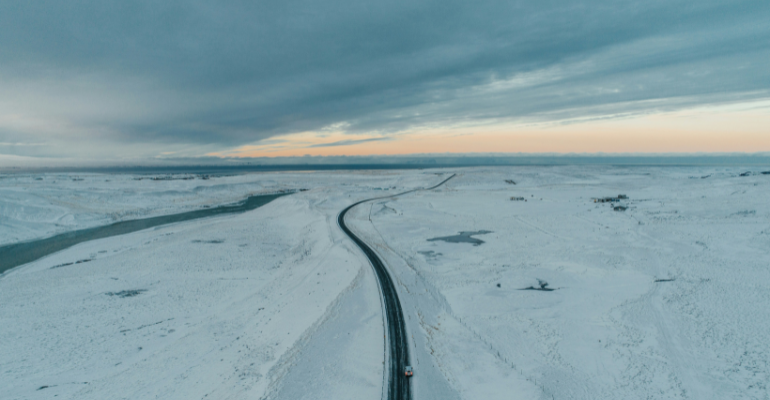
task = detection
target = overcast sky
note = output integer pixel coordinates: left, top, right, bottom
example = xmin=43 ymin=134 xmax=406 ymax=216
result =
xmin=1 ymin=0 xmax=769 ymax=160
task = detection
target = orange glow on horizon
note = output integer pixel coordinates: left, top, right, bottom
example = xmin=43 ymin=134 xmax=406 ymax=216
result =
xmin=207 ymin=101 xmax=770 ymax=158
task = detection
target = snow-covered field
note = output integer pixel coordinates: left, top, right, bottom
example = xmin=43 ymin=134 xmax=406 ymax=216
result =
xmin=2 ymin=166 xmax=770 ymax=399
xmin=0 ymin=172 xmax=320 ymax=246
xmin=0 ymin=170 xmax=432 ymax=400
xmin=348 ymin=166 xmax=770 ymax=400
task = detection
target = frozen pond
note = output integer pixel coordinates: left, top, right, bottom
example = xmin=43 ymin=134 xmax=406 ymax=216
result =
xmin=427 ymin=230 xmax=492 ymax=246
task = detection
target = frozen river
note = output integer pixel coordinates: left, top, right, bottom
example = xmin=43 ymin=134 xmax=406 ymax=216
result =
xmin=0 ymin=193 xmax=285 ymax=274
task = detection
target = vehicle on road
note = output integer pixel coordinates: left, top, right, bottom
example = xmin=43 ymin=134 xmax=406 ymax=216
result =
xmin=339 ymin=174 xmax=453 ymax=400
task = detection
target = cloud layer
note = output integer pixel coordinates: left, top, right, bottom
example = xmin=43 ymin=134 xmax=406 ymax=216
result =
xmin=1 ymin=0 xmax=768 ymax=158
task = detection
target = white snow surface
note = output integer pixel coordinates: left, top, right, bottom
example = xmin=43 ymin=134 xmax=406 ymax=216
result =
xmin=0 ymin=170 xmax=432 ymax=400
xmin=346 ymin=166 xmax=770 ymax=400
xmin=2 ymin=166 xmax=770 ymax=400
xmin=0 ymin=171 xmax=418 ymax=246
xmin=0 ymin=172 xmax=275 ymax=246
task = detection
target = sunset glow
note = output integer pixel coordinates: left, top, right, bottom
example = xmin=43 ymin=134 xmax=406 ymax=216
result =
xmin=211 ymin=100 xmax=770 ymax=158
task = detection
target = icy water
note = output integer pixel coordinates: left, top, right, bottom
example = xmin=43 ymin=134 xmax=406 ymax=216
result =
xmin=0 ymin=193 xmax=287 ymax=274
xmin=427 ymin=230 xmax=493 ymax=246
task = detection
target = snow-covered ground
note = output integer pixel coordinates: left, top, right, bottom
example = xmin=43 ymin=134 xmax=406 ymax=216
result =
xmin=346 ymin=166 xmax=770 ymax=400
xmin=0 ymin=172 xmax=273 ymax=246
xmin=0 ymin=170 xmax=432 ymax=400
xmin=2 ymin=166 xmax=770 ymax=400
xmin=0 ymin=171 xmax=422 ymax=247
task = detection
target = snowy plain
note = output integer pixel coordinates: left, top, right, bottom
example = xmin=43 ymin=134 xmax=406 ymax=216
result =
xmin=0 ymin=171 xmax=432 ymax=400
xmin=0 ymin=172 xmax=313 ymax=246
xmin=2 ymin=166 xmax=770 ymax=400
xmin=348 ymin=166 xmax=770 ymax=400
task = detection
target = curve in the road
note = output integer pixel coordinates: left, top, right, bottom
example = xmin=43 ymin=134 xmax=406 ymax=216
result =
xmin=337 ymin=174 xmax=455 ymax=400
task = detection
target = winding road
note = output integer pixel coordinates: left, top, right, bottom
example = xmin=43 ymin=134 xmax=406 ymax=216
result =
xmin=337 ymin=174 xmax=455 ymax=400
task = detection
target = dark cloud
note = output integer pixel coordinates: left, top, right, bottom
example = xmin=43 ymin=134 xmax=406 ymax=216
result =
xmin=0 ymin=0 xmax=768 ymax=156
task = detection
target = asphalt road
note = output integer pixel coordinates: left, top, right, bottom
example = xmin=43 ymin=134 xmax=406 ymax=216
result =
xmin=337 ymin=174 xmax=455 ymax=400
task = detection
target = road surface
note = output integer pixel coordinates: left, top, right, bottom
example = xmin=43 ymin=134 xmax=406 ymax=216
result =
xmin=337 ymin=174 xmax=455 ymax=400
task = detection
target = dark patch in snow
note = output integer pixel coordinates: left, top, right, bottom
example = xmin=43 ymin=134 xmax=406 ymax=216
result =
xmin=51 ymin=259 xmax=92 ymax=269
xmin=519 ymin=287 xmax=556 ymax=292
xmin=427 ymin=230 xmax=492 ymax=246
xmin=519 ymin=279 xmax=557 ymax=291
xmin=134 ymin=174 xmax=199 ymax=181
xmin=731 ymin=210 xmax=756 ymax=217
xmin=37 ymin=386 xmax=50 ymax=390
xmin=613 ymin=205 xmax=627 ymax=212
xmin=505 ymin=179 xmax=516 ymax=185
xmin=374 ymin=204 xmax=398 ymax=216
xmin=654 ymin=278 xmax=675 ymax=283
xmin=762 ymin=171 xmax=770 ymax=175
xmin=192 ymin=239 xmax=225 ymax=244
xmin=739 ymin=171 xmax=752 ymax=177
xmin=121 ymin=318 xmax=174 ymax=333
xmin=106 ymin=289 xmax=147 ymax=298
xmin=418 ymin=250 xmax=442 ymax=258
